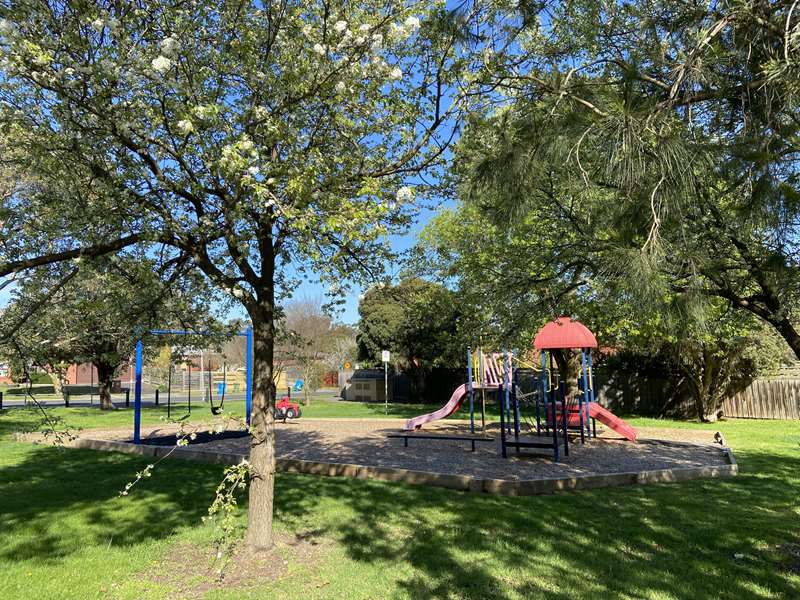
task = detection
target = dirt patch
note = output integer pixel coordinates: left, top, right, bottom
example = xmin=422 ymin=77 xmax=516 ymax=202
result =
xmin=139 ymin=530 xmax=328 ymax=599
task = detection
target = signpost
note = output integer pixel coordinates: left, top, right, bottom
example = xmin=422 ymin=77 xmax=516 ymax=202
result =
xmin=382 ymin=350 xmax=390 ymax=414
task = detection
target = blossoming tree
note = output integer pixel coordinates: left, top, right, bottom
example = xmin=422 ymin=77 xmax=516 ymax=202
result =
xmin=0 ymin=1 xmax=490 ymax=549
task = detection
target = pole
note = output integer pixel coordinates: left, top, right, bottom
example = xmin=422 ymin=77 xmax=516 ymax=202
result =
xmin=581 ymin=349 xmax=590 ymax=441
xmin=479 ymin=346 xmax=486 ymax=430
xmin=246 ymin=327 xmax=253 ymax=426
xmin=499 ymin=383 xmax=507 ymax=458
xmin=167 ymin=365 xmax=172 ymax=419
xmin=89 ymin=363 xmax=94 ymax=405
xmin=467 ymin=346 xmax=475 ymax=434
xmin=549 ymin=352 xmax=558 ymax=460
xmin=384 ymin=360 xmax=388 ymax=415
xmin=541 ymin=351 xmax=548 ymax=435
xmin=199 ymin=351 xmax=205 ymax=402
xmin=134 ymin=339 xmax=143 ymax=444
xmin=503 ymin=350 xmax=511 ymax=433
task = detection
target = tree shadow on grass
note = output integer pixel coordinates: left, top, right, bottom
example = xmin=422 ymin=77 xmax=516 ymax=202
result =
xmin=2 ymin=417 xmax=798 ymax=598
xmin=0 ymin=444 xmax=223 ymax=564
xmin=270 ymin=437 xmax=800 ymax=599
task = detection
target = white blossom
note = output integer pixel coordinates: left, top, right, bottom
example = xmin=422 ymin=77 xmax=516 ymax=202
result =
xmin=91 ymin=18 xmax=105 ymax=33
xmin=247 ymin=165 xmax=260 ymax=176
xmin=266 ymin=177 xmax=276 ymax=185
xmin=313 ymin=43 xmax=326 ymax=55
xmin=0 ymin=18 xmax=14 ymax=36
xmin=176 ymin=119 xmax=194 ymax=135
xmin=151 ymin=55 xmax=172 ymax=74
xmin=335 ymin=81 xmax=346 ymax=93
xmin=396 ymin=185 xmax=414 ymax=203
xmin=358 ymin=24 xmax=371 ymax=32
xmin=160 ymin=36 xmax=179 ymax=57
xmin=404 ymin=16 xmax=421 ymax=31
xmin=389 ymin=67 xmax=403 ymax=81
xmin=333 ymin=20 xmax=348 ymax=33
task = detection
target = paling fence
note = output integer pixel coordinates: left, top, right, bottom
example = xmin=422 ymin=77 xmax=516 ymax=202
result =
xmin=721 ymin=379 xmax=800 ymax=419
xmin=593 ymin=373 xmax=800 ymax=420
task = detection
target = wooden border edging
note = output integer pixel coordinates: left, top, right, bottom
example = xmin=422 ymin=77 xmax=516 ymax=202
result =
xmin=73 ymin=438 xmax=738 ymax=496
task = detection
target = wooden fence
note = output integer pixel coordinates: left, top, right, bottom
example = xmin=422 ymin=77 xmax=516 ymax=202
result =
xmin=591 ymin=372 xmax=800 ymax=420
xmin=722 ymin=379 xmax=800 ymax=420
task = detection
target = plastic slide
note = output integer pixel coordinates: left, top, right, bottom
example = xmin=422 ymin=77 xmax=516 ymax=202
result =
xmin=404 ymin=384 xmax=468 ymax=431
xmin=565 ymin=403 xmax=637 ymax=442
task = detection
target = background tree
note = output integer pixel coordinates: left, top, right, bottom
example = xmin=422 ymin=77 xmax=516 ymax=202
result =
xmin=0 ymin=2 xmax=493 ymax=549
xmin=281 ymin=297 xmax=334 ymax=405
xmin=0 ymin=255 xmax=219 ymax=409
xmin=357 ymin=277 xmax=469 ymax=399
xmin=357 ymin=278 xmax=465 ymax=367
xmin=455 ymin=0 xmax=800 ymax=359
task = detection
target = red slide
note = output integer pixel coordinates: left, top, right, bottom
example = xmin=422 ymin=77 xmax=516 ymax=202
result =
xmin=567 ymin=404 xmax=638 ymax=442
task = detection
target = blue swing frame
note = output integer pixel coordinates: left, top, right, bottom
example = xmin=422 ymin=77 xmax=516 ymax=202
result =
xmin=133 ymin=328 xmax=253 ymax=444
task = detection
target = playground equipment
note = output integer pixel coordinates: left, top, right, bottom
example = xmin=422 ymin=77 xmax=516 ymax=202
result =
xmin=404 ymin=317 xmax=638 ymax=460
xmin=274 ymin=395 xmax=301 ymax=420
xmin=132 ymin=329 xmax=253 ymax=444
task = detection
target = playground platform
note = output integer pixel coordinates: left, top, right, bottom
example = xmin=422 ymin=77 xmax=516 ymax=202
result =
xmin=38 ymin=418 xmax=738 ymax=496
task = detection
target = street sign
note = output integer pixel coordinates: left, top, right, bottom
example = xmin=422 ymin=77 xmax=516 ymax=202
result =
xmin=382 ymin=350 xmax=390 ymax=362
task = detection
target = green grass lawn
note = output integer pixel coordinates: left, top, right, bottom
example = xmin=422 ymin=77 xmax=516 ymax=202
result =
xmin=0 ymin=405 xmax=798 ymax=599
xmin=0 ymin=398 xmax=444 ymax=434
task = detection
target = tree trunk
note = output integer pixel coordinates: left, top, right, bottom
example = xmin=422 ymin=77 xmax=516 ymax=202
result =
xmin=772 ymin=317 xmax=800 ymax=361
xmin=551 ymin=350 xmax=580 ymax=398
xmin=95 ymin=361 xmax=118 ymax=410
xmin=245 ymin=300 xmax=277 ymax=552
xmin=303 ymin=364 xmax=311 ymax=406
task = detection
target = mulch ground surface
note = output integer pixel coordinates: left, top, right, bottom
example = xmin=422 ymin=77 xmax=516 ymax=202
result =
xmin=44 ymin=417 xmax=731 ymax=482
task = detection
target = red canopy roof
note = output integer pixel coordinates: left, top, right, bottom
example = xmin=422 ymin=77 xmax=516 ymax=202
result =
xmin=533 ymin=317 xmax=597 ymax=350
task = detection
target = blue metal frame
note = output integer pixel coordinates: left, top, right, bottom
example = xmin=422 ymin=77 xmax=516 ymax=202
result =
xmin=581 ymin=349 xmax=591 ymax=439
xmin=245 ymin=327 xmax=253 ymax=426
xmin=133 ymin=327 xmax=253 ymax=444
xmin=503 ymin=349 xmax=512 ymax=433
xmin=133 ymin=340 xmax=143 ymax=444
xmin=540 ymin=351 xmax=549 ymax=435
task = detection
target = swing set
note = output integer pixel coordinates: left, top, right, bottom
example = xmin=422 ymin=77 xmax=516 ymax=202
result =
xmin=132 ymin=328 xmax=253 ymax=444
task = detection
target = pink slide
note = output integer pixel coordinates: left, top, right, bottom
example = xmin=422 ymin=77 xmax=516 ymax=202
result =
xmin=404 ymin=384 xmax=468 ymax=431
xmin=567 ymin=404 xmax=637 ymax=442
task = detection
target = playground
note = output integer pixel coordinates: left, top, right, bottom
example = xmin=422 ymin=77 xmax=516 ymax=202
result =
xmin=32 ymin=318 xmax=735 ymax=495
xmin=63 ymin=417 xmax=733 ymax=492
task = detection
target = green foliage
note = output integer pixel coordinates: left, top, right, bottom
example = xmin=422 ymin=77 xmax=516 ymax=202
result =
xmin=357 ymin=278 xmax=466 ymax=369
xmin=0 ymin=255 xmax=221 ymax=407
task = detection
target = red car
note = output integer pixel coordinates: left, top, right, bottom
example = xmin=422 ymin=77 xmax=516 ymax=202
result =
xmin=274 ymin=396 xmax=301 ymax=420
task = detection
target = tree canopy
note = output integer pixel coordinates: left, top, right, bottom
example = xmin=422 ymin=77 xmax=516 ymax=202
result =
xmin=0 ymin=0 xmax=496 ymax=550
